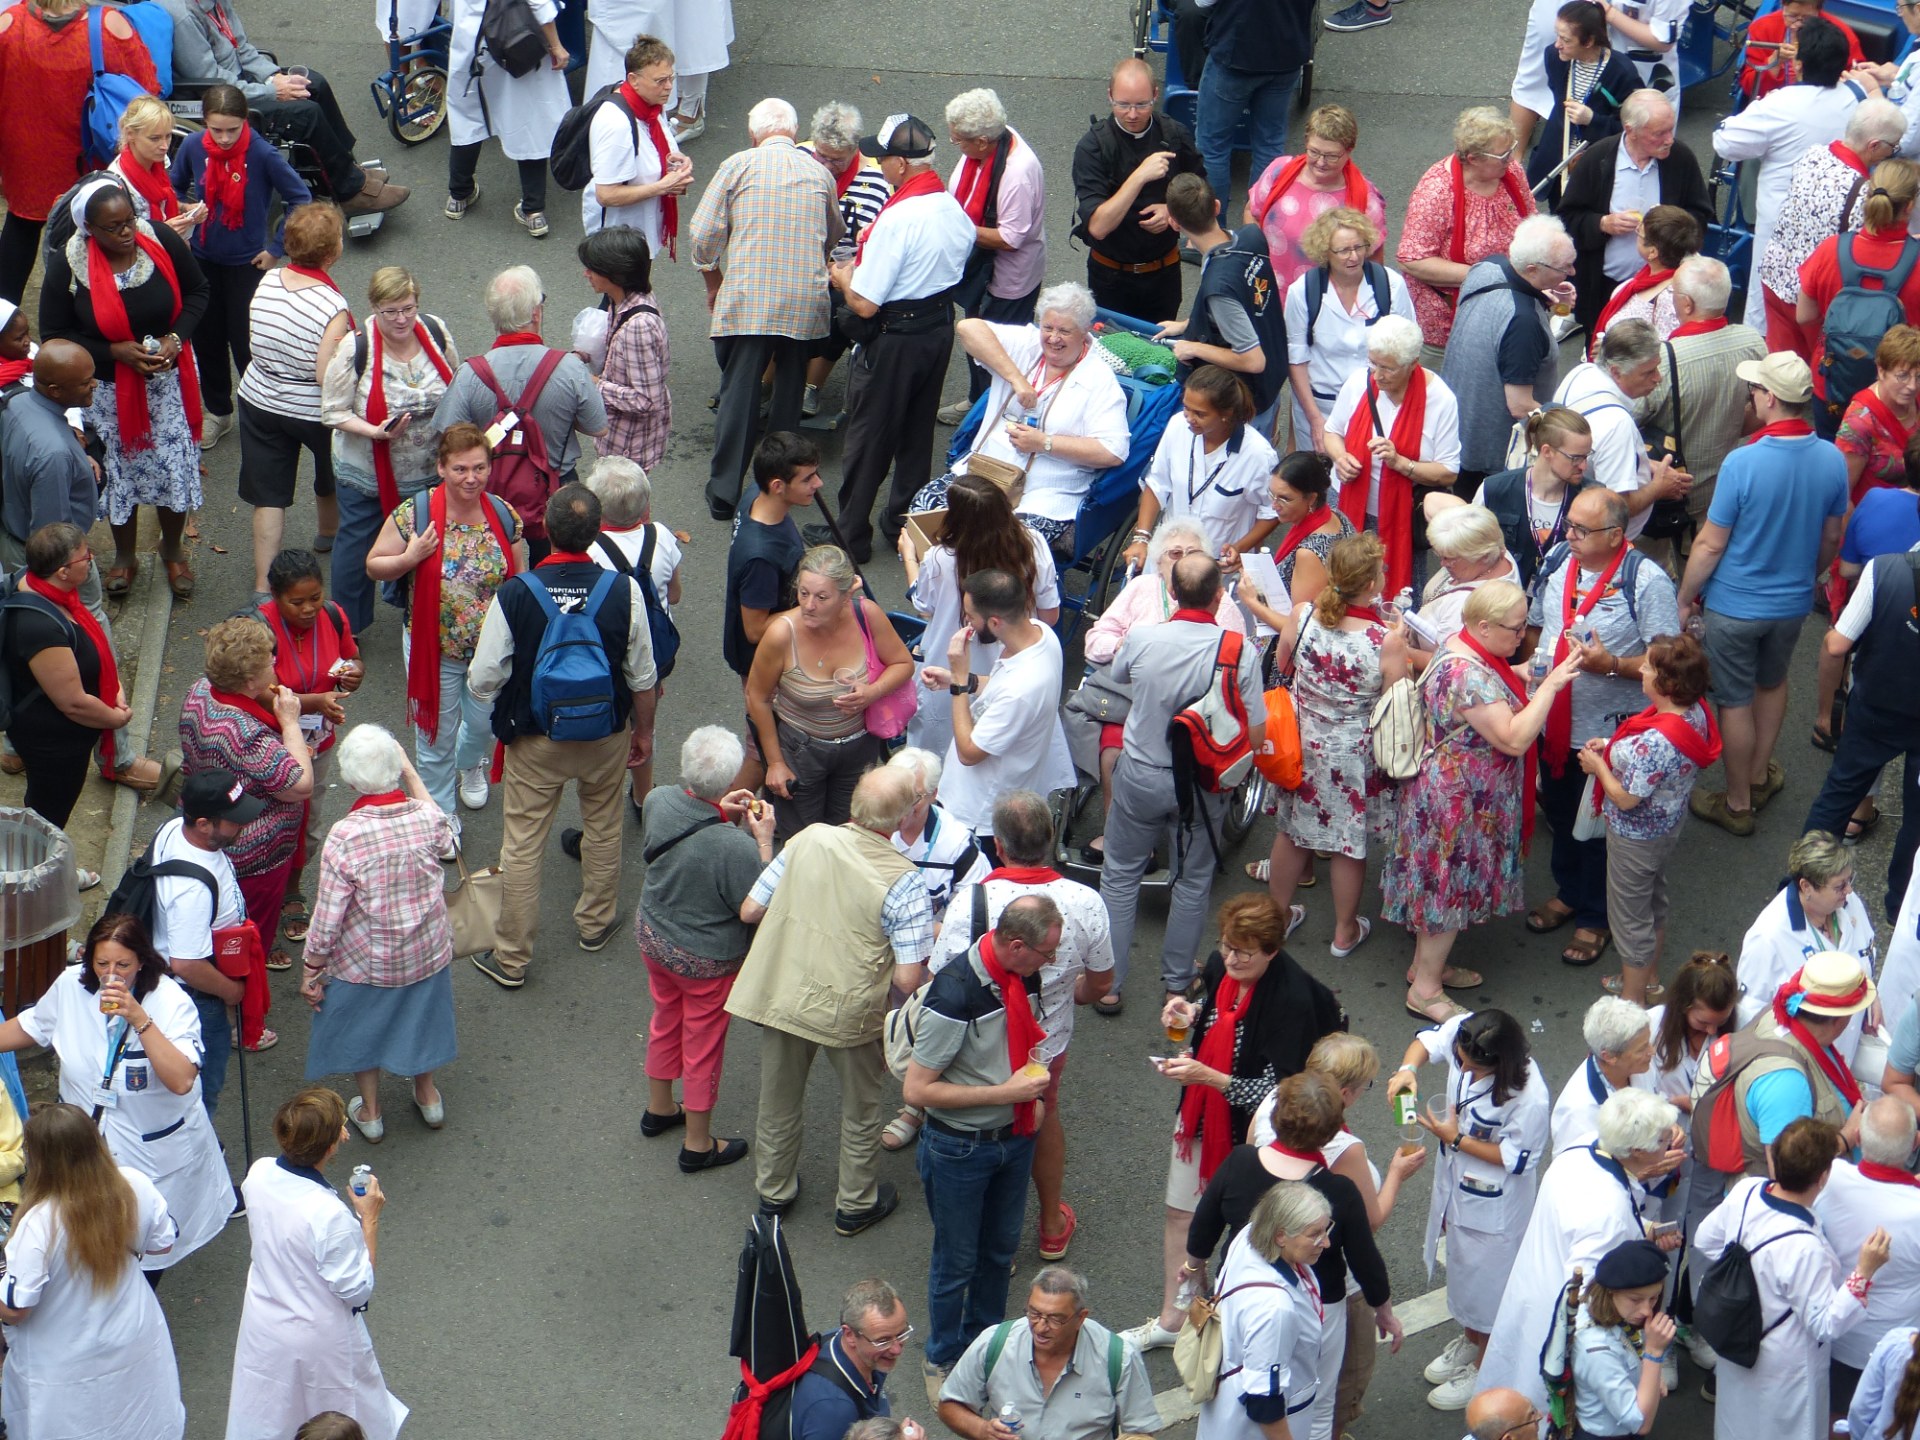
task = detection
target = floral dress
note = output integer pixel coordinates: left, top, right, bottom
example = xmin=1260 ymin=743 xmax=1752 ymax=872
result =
xmin=1381 ymin=652 xmax=1524 ymax=932
xmin=1396 ymin=157 xmax=1535 ymax=350
xmin=1270 ymin=614 xmax=1390 ymax=859
xmin=1835 ymin=392 xmax=1911 ymax=503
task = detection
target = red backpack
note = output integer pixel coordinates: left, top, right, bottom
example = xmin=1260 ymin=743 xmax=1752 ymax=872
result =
xmin=466 ymin=350 xmax=566 ymax=540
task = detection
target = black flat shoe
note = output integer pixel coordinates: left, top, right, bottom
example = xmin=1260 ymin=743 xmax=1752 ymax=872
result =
xmin=639 ymin=1105 xmax=686 ymax=1138
xmin=560 ymin=826 xmax=583 ymax=860
xmin=835 ymin=1181 xmax=899 ymax=1237
xmin=679 ymin=1137 xmax=749 ymax=1173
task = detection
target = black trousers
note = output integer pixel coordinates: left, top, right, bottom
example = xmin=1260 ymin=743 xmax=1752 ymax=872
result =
xmin=0 ymin=212 xmax=45 ymax=306
xmin=1175 ymin=0 xmax=1212 ymax=82
xmin=1541 ymin=755 xmax=1609 ymax=930
xmin=195 ymin=262 xmax=264 ymax=416
xmin=448 ymin=147 xmax=547 ymax=212
xmin=966 ymin=287 xmax=1041 ymax=400
xmin=836 ymin=320 xmax=954 ymax=557
xmin=1804 ymin=694 xmax=1920 ymax=916
xmin=1086 ymin=257 xmax=1183 ymax=324
xmin=706 ymin=333 xmax=808 ymax=513
xmin=14 ymin=735 xmax=94 ymax=830
xmin=252 ymin=69 xmax=361 ymax=198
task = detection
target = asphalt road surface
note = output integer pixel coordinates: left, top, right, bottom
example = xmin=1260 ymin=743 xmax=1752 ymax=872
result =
xmin=126 ymin=0 xmax=1881 ymax=1435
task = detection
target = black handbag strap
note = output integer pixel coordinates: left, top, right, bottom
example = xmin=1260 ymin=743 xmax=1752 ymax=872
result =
xmin=1663 ymin=340 xmax=1685 ymax=466
xmin=642 ymin=813 xmax=724 ymax=865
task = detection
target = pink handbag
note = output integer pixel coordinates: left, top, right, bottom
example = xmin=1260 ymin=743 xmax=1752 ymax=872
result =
xmin=855 ymin=601 xmax=917 ymax=739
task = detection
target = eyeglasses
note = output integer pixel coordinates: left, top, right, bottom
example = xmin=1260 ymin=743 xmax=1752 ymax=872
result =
xmin=1886 ymin=369 xmax=1920 ymax=385
xmin=1565 ymin=522 xmax=1621 ymax=540
xmin=1487 ymin=618 xmax=1528 ymax=635
xmin=89 ymin=217 xmax=136 ymax=236
xmin=1018 ymin=939 xmax=1059 ymax=963
xmin=1547 ymin=445 xmax=1593 ymax=463
xmin=1025 ymin=1308 xmax=1077 ymax=1330
xmin=63 ymin=549 xmax=93 ymax=571
xmin=1535 ymin=260 xmax=1574 ymax=277
xmin=1221 ymin=942 xmax=1267 ymax=961
xmin=376 ymin=304 xmax=419 ymax=321
xmin=1110 ymin=98 xmax=1154 ymax=112
xmin=1470 ymin=145 xmax=1517 ymax=164
xmin=853 ymin=1323 xmax=915 ymax=1350
xmin=1329 ymin=243 xmax=1369 ymax=259
xmin=1304 ymin=145 xmax=1347 ymax=165
xmin=1498 ymin=1410 xmax=1546 ymax=1439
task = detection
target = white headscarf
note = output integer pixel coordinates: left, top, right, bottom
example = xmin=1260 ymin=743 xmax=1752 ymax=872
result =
xmin=68 ymin=176 xmax=128 ymax=231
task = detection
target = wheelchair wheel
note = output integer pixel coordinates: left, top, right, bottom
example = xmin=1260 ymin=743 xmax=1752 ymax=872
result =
xmin=387 ymin=64 xmax=449 ymax=144
xmin=1222 ymin=769 xmax=1267 ymax=846
xmin=1087 ymin=533 xmax=1133 ymax=626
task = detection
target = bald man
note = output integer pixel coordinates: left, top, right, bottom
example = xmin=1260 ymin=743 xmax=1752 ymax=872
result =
xmin=1463 ymin=1387 xmax=1540 ymax=1440
xmin=1071 ymin=57 xmax=1205 ymax=321
xmin=1 ymin=339 xmax=97 ymax=572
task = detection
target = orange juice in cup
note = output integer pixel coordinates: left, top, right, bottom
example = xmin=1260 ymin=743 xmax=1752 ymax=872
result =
xmin=1019 ymin=1044 xmax=1050 ymax=1081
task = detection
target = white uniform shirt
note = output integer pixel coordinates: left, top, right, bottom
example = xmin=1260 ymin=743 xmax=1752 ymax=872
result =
xmin=892 ymin=802 xmax=991 ymax=922
xmin=936 ymin=627 xmax=1077 ymax=835
xmin=1816 ymin=1160 xmax=1920 ymax=1368
xmin=1697 ymin=1176 xmax=1870 ymax=1440
xmin=1325 ymin=368 xmax=1463 ymax=515
xmin=932 ymin=870 xmax=1115 ymax=1062
xmin=17 ymin=967 xmax=232 ymax=1271
xmin=1553 ymin=362 xmax=1655 ymax=538
xmin=2 ymin=1166 xmax=182 ymax=1440
xmin=848 ymin=187 xmax=975 ymax=307
xmin=582 ymin=93 xmax=683 ymax=244
xmin=1735 ymin=885 xmax=1880 ymax=1063
xmin=1849 ymin=1325 xmax=1920 ymax=1440
xmin=146 ymin=817 xmax=244 ymax=962
xmin=225 ymin=1156 xmax=407 ymax=1440
xmin=592 ymin=520 xmax=681 ymax=617
xmin=953 ymin=323 xmax=1133 ymax=522
xmin=1644 ymin=1005 xmax=1710 ymax=1101
xmin=1879 ymin=865 xmax=1920 ymax=1022
xmin=1282 ymin=266 xmax=1417 ymax=443
xmin=1142 ymin=422 xmax=1279 ymax=558
xmin=1549 ymin=1051 xmax=1660 ymax=1154
xmin=1714 ymin=79 xmax=1867 ymax=327
xmin=1478 ymin=1144 xmax=1651 ymax=1410
xmin=581 ymin=0 xmax=672 ymax=97
xmin=445 ymin=0 xmax=570 ymax=159
xmin=1196 ymin=1225 xmax=1325 ymax=1440
xmin=1890 ymin=51 xmax=1920 ymax=157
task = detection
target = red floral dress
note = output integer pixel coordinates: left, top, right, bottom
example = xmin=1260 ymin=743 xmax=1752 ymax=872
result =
xmin=1396 ymin=157 xmax=1534 ymax=350
xmin=1270 ymin=614 xmax=1391 ymax=860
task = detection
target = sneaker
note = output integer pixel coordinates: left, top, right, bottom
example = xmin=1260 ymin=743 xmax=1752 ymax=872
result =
xmin=513 ymin=202 xmax=550 ymax=239
xmin=471 ymin=950 xmax=525 ymax=988
xmin=440 ymin=815 xmax=462 ymax=862
xmin=1423 ymin=1333 xmax=1478 ymax=1384
xmin=936 ymin=400 xmax=972 ymax=426
xmin=1427 ymin=1370 xmax=1478 ymax=1411
xmin=1686 ymin=1327 xmax=1718 ymax=1372
xmin=579 ymin=915 xmax=622 ymax=952
xmin=458 ymin=763 xmax=490 ymax=810
xmin=923 ymin=1360 xmax=950 ymax=1412
xmin=444 ymin=183 xmax=480 ymax=219
xmin=201 ymin=409 xmax=237 ymax=448
xmin=1324 ymin=0 xmax=1393 ymax=29
xmin=669 ymin=107 xmax=706 ymax=144
xmin=1121 ymin=1317 xmax=1183 ymax=1352
xmin=801 ymin=383 xmax=820 ymax=418
xmin=834 ymin=1180 xmax=900 ymax=1236
xmin=1689 ymin=787 xmax=1755 ymax=837
xmin=1551 ymin=311 xmax=1582 ymax=344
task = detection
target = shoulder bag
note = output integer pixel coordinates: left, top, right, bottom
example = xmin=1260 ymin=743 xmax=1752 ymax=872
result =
xmin=446 ymin=848 xmax=505 ymax=959
xmin=854 ymin=600 xmax=918 ymax=739
xmin=1171 ymin=1279 xmax=1283 ymax=1404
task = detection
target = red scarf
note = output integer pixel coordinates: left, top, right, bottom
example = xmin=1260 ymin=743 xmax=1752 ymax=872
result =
xmin=23 ymin=573 xmax=119 ymax=769
xmin=978 ymin=933 xmax=1047 ymax=1136
xmin=1345 ymin=603 xmax=1386 ymax=625
xmin=1174 ymin=973 xmax=1259 ymax=1185
xmin=1749 ymin=418 xmax=1816 ymax=443
xmin=406 ymin=484 xmax=519 ymax=741
xmin=1457 ymin=627 xmax=1537 ymax=848
xmin=1170 ymin=607 xmax=1220 ymax=625
xmin=821 ymin=150 xmax=860 ymax=199
xmin=1860 ymin=1160 xmax=1920 ymax=1189
xmin=200 ymin=126 xmax=250 ymax=230
xmin=87 ymin=233 xmax=202 ymax=451
xmin=1445 ymin=153 xmax=1531 ymax=265
xmin=854 ymin=169 xmax=947 ymax=266
xmin=617 ymin=82 xmax=677 ymax=259
xmin=365 ymin=319 xmax=453 ymax=514
xmin=1267 ymin=1140 xmax=1325 ymax=1165
xmin=540 ymin=551 xmax=596 ymax=567
xmin=348 ymin=789 xmax=407 ymax=812
xmin=120 ymin=155 xmax=179 ymax=222
xmin=719 ymin=1343 xmax=820 ymax=1440
xmin=0 ymin=357 xmax=29 ymax=387
xmin=1590 ymin=265 xmax=1674 ymax=356
xmin=1831 ymin=139 xmax=1871 ymax=178
xmin=1854 ymin=387 xmax=1915 ymax=482
xmin=983 ymin=865 xmax=1062 ymax=885
xmin=1270 ymin=508 xmax=1331 ymax=564
xmin=1337 ymin=368 xmax=1427 ymax=596
xmin=286 ymin=263 xmax=345 ymax=301
xmin=492 ymin=331 xmax=544 ymax=350
xmin=208 ymin=684 xmax=280 ymax=733
xmin=1261 ymin=154 xmax=1370 ymax=219
xmin=1771 ymin=970 xmax=1865 ymax=1109
xmin=1594 ymin=703 xmax=1722 ymax=815
xmin=953 ymin=136 xmax=1009 ymax=224
xmin=1668 ymin=316 xmax=1729 ymax=340
xmin=1542 ymin=541 xmax=1629 ymax=772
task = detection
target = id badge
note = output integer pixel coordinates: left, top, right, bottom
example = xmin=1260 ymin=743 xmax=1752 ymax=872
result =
xmin=299 ymin=712 xmax=326 ymax=738
xmin=93 ymin=1084 xmax=118 ymax=1109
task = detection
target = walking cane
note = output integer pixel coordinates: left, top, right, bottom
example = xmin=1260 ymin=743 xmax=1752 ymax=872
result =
xmin=1531 ymin=141 xmax=1589 ymax=198
xmin=231 ymin=1003 xmax=254 ymax=1166
xmin=810 ymin=494 xmax=879 ymax=603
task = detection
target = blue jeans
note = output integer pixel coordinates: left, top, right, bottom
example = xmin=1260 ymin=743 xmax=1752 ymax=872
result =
xmin=189 ymin=988 xmax=233 ymax=1117
xmin=331 ymin=483 xmax=387 ymax=634
xmin=1196 ymin=63 xmax=1301 ymax=215
xmin=408 ymin=650 xmax=492 ymax=816
xmin=917 ymin=1124 xmax=1035 ymax=1368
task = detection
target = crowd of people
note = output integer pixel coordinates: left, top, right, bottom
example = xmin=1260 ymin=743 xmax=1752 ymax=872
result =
xmin=10 ymin=0 xmax=1920 ymax=1436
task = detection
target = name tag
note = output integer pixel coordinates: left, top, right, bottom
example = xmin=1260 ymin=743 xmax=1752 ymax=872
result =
xmin=93 ymin=1084 xmax=119 ymax=1110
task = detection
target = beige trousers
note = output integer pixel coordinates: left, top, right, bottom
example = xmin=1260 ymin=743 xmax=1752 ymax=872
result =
xmin=493 ymin=729 xmax=628 ymax=976
xmin=752 ymin=1025 xmax=885 ymax=1213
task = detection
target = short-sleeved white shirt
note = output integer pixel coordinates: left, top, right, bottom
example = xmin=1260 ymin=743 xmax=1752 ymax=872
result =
xmin=910 ymin=528 xmax=1060 ymax=667
xmin=848 ymin=188 xmax=975 ymax=308
xmin=936 ymin=627 xmax=1078 ymax=834
xmin=592 ymin=521 xmax=682 ymax=618
xmin=1834 ymin=546 xmax=1920 ymax=641
xmin=582 ymin=100 xmax=682 ymax=247
xmin=146 ymin=817 xmax=244 ymax=963
xmin=1142 ymin=421 xmax=1279 ymax=556
xmin=1283 ymin=266 xmax=1418 ymax=403
xmin=1325 ymin=368 xmax=1463 ymax=514
xmin=1554 ymin=363 xmax=1654 ymax=538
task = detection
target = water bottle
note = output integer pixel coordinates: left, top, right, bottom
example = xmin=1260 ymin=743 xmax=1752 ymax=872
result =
xmin=1175 ymin=1269 xmax=1200 ymax=1308
xmin=1529 ymin=647 xmax=1550 ymax=695
xmin=140 ymin=335 xmax=161 ymax=356
xmin=350 ymin=1164 xmax=373 ymax=1197
xmin=1684 ymin=613 xmax=1706 ymax=639
xmin=998 ymin=1403 xmax=1025 ymax=1435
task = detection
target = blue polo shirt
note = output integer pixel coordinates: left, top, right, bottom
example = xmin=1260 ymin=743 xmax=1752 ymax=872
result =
xmin=1704 ymin=432 xmax=1848 ymax=620
xmin=790 ymin=1333 xmax=889 ymax=1440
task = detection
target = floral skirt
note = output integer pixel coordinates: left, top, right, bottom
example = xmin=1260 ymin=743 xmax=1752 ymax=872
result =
xmin=89 ymin=373 xmax=203 ymax=523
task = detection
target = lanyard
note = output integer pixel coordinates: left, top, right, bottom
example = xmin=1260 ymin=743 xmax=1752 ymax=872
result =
xmin=1188 ymin=432 xmax=1234 ymax=508
xmin=91 ymin=1015 xmax=131 ymax=1122
xmin=206 ymin=0 xmax=239 ymax=47
xmin=271 ymin=608 xmax=325 ymax=694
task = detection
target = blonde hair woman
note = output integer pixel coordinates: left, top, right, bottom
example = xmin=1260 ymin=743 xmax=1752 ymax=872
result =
xmin=1284 ymin=205 xmax=1415 ymax=453
xmin=109 ymin=97 xmax=203 ymax=238
xmin=1247 ymin=106 xmax=1390 ymax=291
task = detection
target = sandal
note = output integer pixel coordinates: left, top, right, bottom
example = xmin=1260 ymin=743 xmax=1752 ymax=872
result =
xmin=880 ymin=1107 xmax=923 ymax=1152
xmin=1285 ymin=903 xmax=1307 ymax=940
xmin=1406 ymin=992 xmax=1469 ymax=1024
xmin=1409 ymin=965 xmax=1484 ymax=990
xmin=1561 ymin=928 xmax=1611 ymax=967
xmin=265 ymin=950 xmax=296 ymax=972
xmin=102 ymin=562 xmax=136 ymax=596
xmin=1245 ymin=858 xmax=1269 ymax=882
xmin=1330 ymin=916 xmax=1372 ymax=958
xmin=1846 ymin=805 xmax=1882 ymax=844
xmin=1601 ymin=974 xmax=1666 ymax=1001
xmin=76 ymin=867 xmax=101 ymax=892
xmin=1038 ymin=1201 xmax=1078 ymax=1261
xmin=164 ymin=558 xmax=195 ymax=599
xmin=1093 ymin=992 xmax=1124 ymax=1018
xmin=245 ymin=1028 xmax=280 ymax=1052
xmin=1526 ymin=900 xmax=1575 ymax=934
xmin=282 ymin=900 xmax=311 ymax=943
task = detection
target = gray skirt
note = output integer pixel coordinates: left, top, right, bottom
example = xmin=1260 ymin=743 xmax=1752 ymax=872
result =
xmin=305 ymin=964 xmax=457 ymax=1079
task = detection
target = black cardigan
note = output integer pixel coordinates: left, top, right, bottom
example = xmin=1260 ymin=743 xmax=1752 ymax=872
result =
xmin=1556 ymin=133 xmax=1714 ymax=334
xmin=39 ymin=223 xmax=209 ymax=374
xmin=1526 ymin=48 xmax=1643 ymax=203
xmin=1184 ymin=947 xmax=1348 ymax=1147
xmin=1186 ymin=1144 xmax=1392 ymax=1306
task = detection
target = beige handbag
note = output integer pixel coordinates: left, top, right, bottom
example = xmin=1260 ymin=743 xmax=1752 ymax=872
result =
xmin=445 ymin=850 xmax=504 ymax=959
xmin=1171 ymin=1279 xmax=1283 ymax=1404
xmin=962 ymin=384 xmax=1045 ymax=504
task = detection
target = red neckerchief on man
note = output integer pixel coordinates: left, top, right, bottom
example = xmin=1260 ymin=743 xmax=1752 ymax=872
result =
xmin=1541 ymin=540 xmax=1629 ymax=772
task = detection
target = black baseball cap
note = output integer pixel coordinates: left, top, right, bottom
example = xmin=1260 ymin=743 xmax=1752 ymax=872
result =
xmin=180 ymin=770 xmax=267 ymax=825
xmin=859 ymin=114 xmax=936 ymax=160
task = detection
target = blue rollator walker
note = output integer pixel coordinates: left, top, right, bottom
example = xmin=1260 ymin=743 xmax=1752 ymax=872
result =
xmin=370 ymin=0 xmax=453 ymax=145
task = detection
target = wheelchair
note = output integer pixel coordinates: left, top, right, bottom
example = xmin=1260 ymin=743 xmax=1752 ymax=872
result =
xmin=370 ymin=0 xmax=452 ymax=146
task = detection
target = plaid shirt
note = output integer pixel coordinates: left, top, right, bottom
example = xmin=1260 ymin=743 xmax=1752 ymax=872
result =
xmin=690 ymin=136 xmax=843 ymax=340
xmin=303 ymin=798 xmax=458 ymax=986
xmin=749 ymin=852 xmax=936 ymax=965
xmin=599 ymin=289 xmax=671 ymax=472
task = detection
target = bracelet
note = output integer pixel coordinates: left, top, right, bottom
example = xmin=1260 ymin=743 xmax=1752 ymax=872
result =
xmin=1641 ymin=1351 xmax=1668 ymax=1363
xmin=1130 ymin=529 xmax=1151 ymax=543
xmin=134 ymin=1019 xmax=153 ymax=1036
xmin=1846 ymin=1269 xmax=1874 ymax=1302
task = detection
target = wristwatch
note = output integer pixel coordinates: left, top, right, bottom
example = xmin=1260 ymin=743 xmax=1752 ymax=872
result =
xmin=949 ymin=676 xmax=978 ymax=696
xmin=1042 ymin=435 xmax=1054 ymax=455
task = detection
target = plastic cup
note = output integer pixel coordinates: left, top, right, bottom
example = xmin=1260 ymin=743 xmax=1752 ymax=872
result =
xmin=832 ymin=666 xmax=862 ymax=696
xmin=1019 ymin=1044 xmax=1050 ymax=1081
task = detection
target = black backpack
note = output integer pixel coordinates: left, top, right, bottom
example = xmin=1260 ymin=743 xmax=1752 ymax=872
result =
xmin=551 ymin=84 xmax=637 ymax=193
xmin=479 ymin=0 xmax=547 ymax=77
xmin=593 ymin=528 xmax=680 ymax=680
xmin=104 ymin=830 xmax=220 ymax=937
xmin=1303 ymin=261 xmax=1394 ymax=340
xmin=1692 ymin=1189 xmax=1802 ymax=1367
xmin=351 ymin=314 xmax=452 ymax=380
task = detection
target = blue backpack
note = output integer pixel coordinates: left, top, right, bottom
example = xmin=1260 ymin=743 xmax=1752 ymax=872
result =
xmin=109 ymin=1 xmax=173 ymax=97
xmin=524 ymin=568 xmax=622 ymax=741
xmin=593 ymin=530 xmax=679 ymax=681
xmin=1819 ymin=232 xmax=1920 ymax=420
xmin=82 ymin=6 xmax=157 ymax=170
